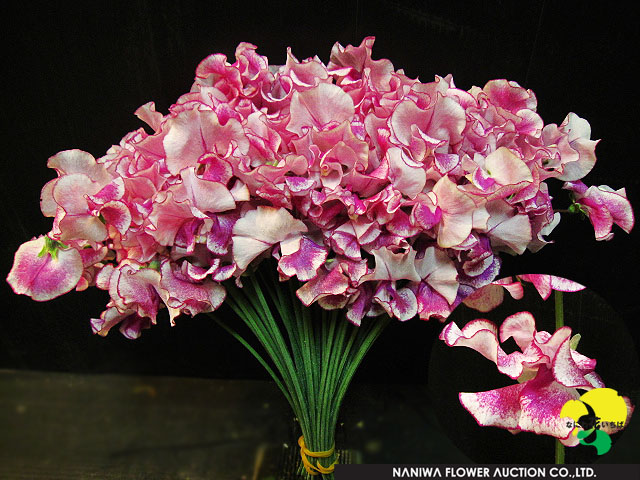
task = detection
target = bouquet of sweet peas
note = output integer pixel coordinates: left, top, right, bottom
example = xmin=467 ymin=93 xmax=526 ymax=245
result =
xmin=7 ymin=38 xmax=633 ymax=477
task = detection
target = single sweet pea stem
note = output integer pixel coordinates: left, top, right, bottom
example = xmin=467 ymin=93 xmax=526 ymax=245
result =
xmin=555 ymin=290 xmax=566 ymax=465
xmin=555 ymin=290 xmax=564 ymax=331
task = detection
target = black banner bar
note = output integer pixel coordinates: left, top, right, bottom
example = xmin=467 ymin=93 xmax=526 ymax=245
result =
xmin=335 ymin=464 xmax=640 ymax=480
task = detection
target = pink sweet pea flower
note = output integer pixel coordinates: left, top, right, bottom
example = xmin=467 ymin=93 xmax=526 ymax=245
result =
xmin=7 ymin=236 xmax=83 ymax=301
xmin=232 ymin=206 xmax=308 ymax=271
xmin=6 ymin=38 xmax=636 ymax=336
xmin=440 ymin=312 xmax=632 ymax=444
xmin=431 ymin=175 xmax=476 ymax=248
xmin=563 ymin=181 xmax=634 ymax=240
xmin=278 ymin=236 xmax=328 ymax=282
xmin=463 ymin=275 xmax=585 ymax=312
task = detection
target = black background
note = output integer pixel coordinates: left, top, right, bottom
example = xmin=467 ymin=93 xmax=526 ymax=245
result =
xmin=1 ymin=0 xmax=638 ymax=449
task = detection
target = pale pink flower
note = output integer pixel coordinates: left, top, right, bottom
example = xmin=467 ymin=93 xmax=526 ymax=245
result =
xmin=7 ymin=236 xmax=83 ymax=301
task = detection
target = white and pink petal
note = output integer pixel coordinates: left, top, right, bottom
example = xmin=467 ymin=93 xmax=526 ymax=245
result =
xmin=7 ymin=236 xmax=83 ymax=302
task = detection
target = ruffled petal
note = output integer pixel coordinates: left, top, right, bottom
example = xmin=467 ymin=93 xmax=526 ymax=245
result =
xmin=439 ymin=319 xmax=500 ymax=364
xmin=415 ymin=246 xmax=459 ymax=305
xmin=552 ymin=337 xmax=595 ymax=388
xmin=432 ymin=176 xmax=475 ymax=248
xmin=459 ymin=383 xmax=526 ymax=430
xmin=518 ymin=274 xmax=585 ymax=300
xmin=288 ymin=83 xmax=355 ymax=135
xmin=7 ymin=236 xmax=83 ymax=301
xmin=158 ymin=261 xmax=226 ymax=324
xmin=517 ymin=369 xmax=579 ymax=440
xmin=462 ymin=283 xmax=505 ymax=312
xmin=296 ymin=264 xmax=350 ymax=306
xmin=232 ymin=206 xmax=307 ymax=270
xmin=499 ymin=311 xmax=536 ymax=350
xmin=278 ymin=236 xmax=328 ymax=281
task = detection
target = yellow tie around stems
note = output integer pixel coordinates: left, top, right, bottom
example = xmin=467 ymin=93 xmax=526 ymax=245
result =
xmin=298 ymin=436 xmax=337 ymax=475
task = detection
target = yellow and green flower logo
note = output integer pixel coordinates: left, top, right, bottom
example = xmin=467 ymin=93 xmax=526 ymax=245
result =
xmin=561 ymin=388 xmax=628 ymax=455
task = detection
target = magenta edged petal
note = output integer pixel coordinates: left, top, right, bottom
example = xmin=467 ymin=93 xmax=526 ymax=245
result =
xmin=296 ymin=264 xmax=350 ymax=306
xmin=370 ymin=246 xmax=421 ymax=282
xmin=472 ymin=167 xmax=496 ymax=191
xmin=135 ymin=101 xmax=164 ymax=131
xmin=518 ymin=274 xmax=585 ymax=297
xmin=100 ymin=201 xmax=132 ymax=235
xmin=159 ymin=261 xmax=226 ymax=322
xmin=40 ymin=180 xmax=58 ymax=217
xmin=495 ymin=278 xmax=524 ymax=300
xmin=109 ymin=262 xmax=162 ymax=320
xmin=372 ymin=282 xmax=417 ymax=321
xmin=164 ymin=109 xmax=248 ymax=175
xmin=517 ymin=369 xmax=579 ymax=440
xmin=78 ymin=246 xmax=108 ymax=267
xmin=147 ymin=190 xmax=198 ymax=246
xmin=328 ymin=230 xmax=362 ymax=259
xmin=432 ymin=176 xmax=475 ymax=248
xmin=570 ymin=349 xmax=596 ymax=372
xmin=91 ymin=307 xmax=131 ymax=337
xmin=462 ymin=283 xmax=505 ymax=312
xmin=119 ymin=315 xmax=152 ymax=339
xmin=47 ymin=149 xmax=111 ymax=184
xmin=411 ymin=195 xmax=442 ymax=230
xmin=278 ymin=236 xmax=328 ymax=281
xmin=387 ymin=147 xmax=426 ymax=198
xmin=91 ymin=308 xmax=152 ymax=339
xmin=483 ymin=79 xmax=537 ymax=112
xmin=585 ymin=186 xmax=634 ymax=239
xmin=285 ymin=176 xmax=315 ymax=193
xmin=52 ymin=173 xmax=101 ymax=214
xmin=533 ymin=326 xmax=572 ymax=366
xmin=288 ymin=83 xmax=355 ymax=135
xmin=484 ymin=147 xmax=533 ymax=186
xmin=548 ymin=276 xmax=585 ymax=292
xmin=564 ymin=182 xmax=634 ymax=239
xmin=485 ymin=200 xmax=532 ymax=254
xmin=552 ymin=337 xmax=593 ymax=388
xmin=459 ymin=383 xmax=526 ymax=431
xmin=415 ymin=246 xmax=459 ymax=305
xmin=206 ymin=215 xmax=236 ymax=255
xmin=439 ymin=319 xmax=500 ymax=364
xmin=212 ymin=264 xmax=236 ymax=282
xmin=434 ymin=153 xmax=460 ymax=175
xmin=7 ymin=236 xmax=83 ymax=302
xmin=180 ymin=168 xmax=236 ymax=213
xmin=57 ymin=215 xmax=108 ymax=243
xmin=522 ymin=274 xmax=552 ymax=300
xmin=499 ymin=311 xmax=536 ymax=350
xmin=318 ymin=295 xmax=349 ymax=310
xmin=232 ymin=206 xmax=307 ymax=271
xmin=494 ymin=354 xmax=525 ymax=380
xmin=345 ymin=286 xmax=374 ymax=326
xmin=414 ymin=282 xmax=453 ymax=320
xmin=391 ymin=286 xmax=418 ymax=321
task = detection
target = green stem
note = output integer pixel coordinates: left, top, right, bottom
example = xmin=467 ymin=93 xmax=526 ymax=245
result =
xmin=554 ymin=290 xmax=565 ymax=465
xmin=555 ymin=290 xmax=564 ymax=331
xmin=217 ymin=266 xmax=388 ymax=479
xmin=555 ymin=435 xmax=565 ymax=465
